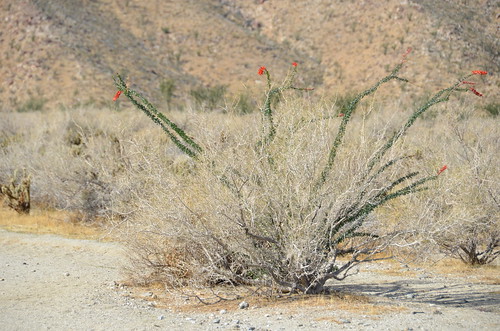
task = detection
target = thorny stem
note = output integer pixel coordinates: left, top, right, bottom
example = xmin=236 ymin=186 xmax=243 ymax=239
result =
xmin=113 ymin=74 xmax=202 ymax=159
xmin=314 ymin=63 xmax=408 ymax=191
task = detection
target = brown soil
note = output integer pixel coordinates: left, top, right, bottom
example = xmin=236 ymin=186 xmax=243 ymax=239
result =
xmin=1 ymin=0 xmax=497 ymax=112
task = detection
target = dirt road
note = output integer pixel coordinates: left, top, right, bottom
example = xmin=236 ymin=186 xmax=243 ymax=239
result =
xmin=1 ymin=228 xmax=499 ymax=330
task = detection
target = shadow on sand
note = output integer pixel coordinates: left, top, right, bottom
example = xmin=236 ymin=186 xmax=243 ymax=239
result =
xmin=332 ymin=279 xmax=500 ymax=313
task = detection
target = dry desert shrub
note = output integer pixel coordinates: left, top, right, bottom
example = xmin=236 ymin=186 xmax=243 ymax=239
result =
xmin=112 ymin=58 xmax=492 ymax=294
xmin=0 ymin=108 xmax=167 ymax=221
xmin=389 ymin=106 xmax=499 ymax=265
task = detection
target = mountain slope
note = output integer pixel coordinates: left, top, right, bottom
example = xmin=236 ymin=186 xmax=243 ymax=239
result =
xmin=0 ymin=0 xmax=497 ymax=112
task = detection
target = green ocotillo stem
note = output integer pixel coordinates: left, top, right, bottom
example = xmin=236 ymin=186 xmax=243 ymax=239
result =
xmin=366 ymin=79 xmax=467 ymax=173
xmin=314 ymin=63 xmax=408 ymax=191
xmin=260 ymin=66 xmax=300 ymax=147
xmin=113 ymin=74 xmax=202 ymax=159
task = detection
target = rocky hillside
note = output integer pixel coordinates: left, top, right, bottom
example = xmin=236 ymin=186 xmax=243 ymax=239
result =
xmin=0 ymin=0 xmax=497 ymax=112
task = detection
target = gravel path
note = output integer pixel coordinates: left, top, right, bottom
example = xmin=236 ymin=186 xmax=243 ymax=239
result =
xmin=1 ymin=228 xmax=499 ymax=330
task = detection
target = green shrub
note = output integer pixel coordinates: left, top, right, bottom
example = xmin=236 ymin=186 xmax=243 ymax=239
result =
xmin=234 ymin=92 xmax=255 ymax=114
xmin=189 ymin=85 xmax=227 ymax=111
xmin=483 ymin=102 xmax=499 ymax=117
xmin=159 ymin=78 xmax=176 ymax=109
xmin=16 ymin=96 xmax=46 ymax=112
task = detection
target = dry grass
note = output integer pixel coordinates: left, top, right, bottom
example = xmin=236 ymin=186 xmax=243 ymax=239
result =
xmin=430 ymin=258 xmax=500 ymax=284
xmin=0 ymin=205 xmax=105 ymax=240
xmin=124 ymin=283 xmax=407 ymax=316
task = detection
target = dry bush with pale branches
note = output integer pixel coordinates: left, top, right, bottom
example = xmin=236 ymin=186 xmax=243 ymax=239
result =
xmin=111 ymin=59 xmax=494 ymax=295
xmin=389 ymin=106 xmax=499 ymax=265
xmin=1 ymin=58 xmax=495 ymax=298
xmin=0 ymin=108 xmax=156 ymax=221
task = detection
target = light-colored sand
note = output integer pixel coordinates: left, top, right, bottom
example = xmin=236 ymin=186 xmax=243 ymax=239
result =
xmin=0 ymin=228 xmax=498 ymax=331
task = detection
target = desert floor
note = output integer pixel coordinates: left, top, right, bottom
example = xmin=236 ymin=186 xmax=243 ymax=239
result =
xmin=0 ymin=228 xmax=499 ymax=331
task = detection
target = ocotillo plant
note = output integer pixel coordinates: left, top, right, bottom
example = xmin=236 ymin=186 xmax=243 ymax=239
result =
xmin=113 ymin=75 xmax=202 ymax=158
xmin=257 ymin=62 xmax=313 ymax=147
xmin=113 ymin=55 xmax=488 ymax=294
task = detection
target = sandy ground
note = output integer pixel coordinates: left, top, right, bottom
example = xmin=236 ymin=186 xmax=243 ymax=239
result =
xmin=1 ymin=228 xmax=499 ymax=331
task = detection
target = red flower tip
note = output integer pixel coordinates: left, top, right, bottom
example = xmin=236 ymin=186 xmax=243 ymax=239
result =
xmin=338 ymin=113 xmax=344 ymax=117
xmin=402 ymin=47 xmax=412 ymax=58
xmin=258 ymin=66 xmax=266 ymax=75
xmin=437 ymin=165 xmax=448 ymax=175
xmin=469 ymin=87 xmax=483 ymax=97
xmin=113 ymin=90 xmax=122 ymax=101
xmin=292 ymin=62 xmax=298 ymax=67
xmin=461 ymin=81 xmax=476 ymax=85
xmin=472 ymin=70 xmax=487 ymax=75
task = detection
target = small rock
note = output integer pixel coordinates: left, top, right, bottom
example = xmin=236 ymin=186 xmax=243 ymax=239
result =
xmin=220 ymin=309 xmax=227 ymax=314
xmin=405 ymin=293 xmax=417 ymax=299
xmin=239 ymin=301 xmax=249 ymax=309
xmin=158 ymin=315 xmax=164 ymax=320
xmin=213 ymin=318 xmax=220 ymax=324
xmin=248 ymin=327 xmax=256 ymax=331
xmin=64 ymin=272 xmax=70 ymax=276
xmin=433 ymin=310 xmax=443 ymax=315
xmin=265 ymin=314 xmax=270 ymax=317
xmin=340 ymin=319 xmax=351 ymax=324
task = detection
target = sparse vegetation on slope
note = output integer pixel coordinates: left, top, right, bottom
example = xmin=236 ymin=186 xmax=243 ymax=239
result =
xmin=1 ymin=0 xmax=497 ymax=111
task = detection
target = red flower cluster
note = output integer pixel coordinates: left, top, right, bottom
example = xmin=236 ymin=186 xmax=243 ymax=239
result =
xmin=113 ymin=90 xmax=122 ymax=101
xmin=292 ymin=62 xmax=298 ymax=67
xmin=469 ymin=87 xmax=483 ymax=97
xmin=437 ymin=165 xmax=448 ymax=175
xmin=472 ymin=70 xmax=487 ymax=75
xmin=258 ymin=66 xmax=266 ymax=75
xmin=401 ymin=47 xmax=412 ymax=63
xmin=461 ymin=81 xmax=475 ymax=85
xmin=402 ymin=47 xmax=412 ymax=58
